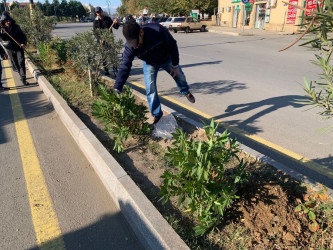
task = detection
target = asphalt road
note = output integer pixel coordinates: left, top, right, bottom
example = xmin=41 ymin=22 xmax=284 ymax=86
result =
xmin=0 ymin=60 xmax=143 ymax=249
xmin=52 ymin=23 xmax=333 ymax=188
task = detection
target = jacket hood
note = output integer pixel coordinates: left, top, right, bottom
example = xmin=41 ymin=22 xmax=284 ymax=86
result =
xmin=1 ymin=13 xmax=15 ymax=25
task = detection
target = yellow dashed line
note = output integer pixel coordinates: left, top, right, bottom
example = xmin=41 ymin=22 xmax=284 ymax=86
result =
xmin=129 ymin=80 xmax=333 ymax=178
xmin=4 ymin=60 xmax=65 ymax=248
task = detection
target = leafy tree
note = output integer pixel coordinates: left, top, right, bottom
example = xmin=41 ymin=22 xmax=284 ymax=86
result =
xmin=117 ymin=0 xmax=217 ymax=16
xmin=44 ymin=0 xmax=53 ymax=16
xmin=66 ymin=29 xmax=123 ymax=96
xmin=59 ymin=0 xmax=69 ymax=19
xmin=117 ymin=3 xmax=127 ymax=17
xmin=126 ymin=0 xmax=139 ymax=16
xmin=35 ymin=2 xmax=44 ymax=12
xmin=11 ymin=6 xmax=56 ymax=48
xmin=52 ymin=0 xmax=60 ymax=18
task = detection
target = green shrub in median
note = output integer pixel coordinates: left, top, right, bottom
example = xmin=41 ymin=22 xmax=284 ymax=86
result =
xmin=159 ymin=120 xmax=248 ymax=236
xmin=37 ymin=38 xmax=67 ymax=69
xmin=11 ymin=6 xmax=56 ymax=48
xmin=67 ymin=29 xmax=123 ymax=96
xmin=92 ymin=85 xmax=150 ymax=152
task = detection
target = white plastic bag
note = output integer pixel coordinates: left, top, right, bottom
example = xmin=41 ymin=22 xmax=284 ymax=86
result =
xmin=152 ymin=114 xmax=178 ymax=139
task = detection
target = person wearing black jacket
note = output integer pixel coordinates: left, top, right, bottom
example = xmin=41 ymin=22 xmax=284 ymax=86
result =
xmin=114 ymin=19 xmax=195 ymax=124
xmin=93 ymin=6 xmax=119 ymax=76
xmin=0 ymin=12 xmax=28 ymax=85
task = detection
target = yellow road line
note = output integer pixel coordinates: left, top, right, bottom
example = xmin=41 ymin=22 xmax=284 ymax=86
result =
xmin=129 ymin=80 xmax=333 ymax=178
xmin=4 ymin=60 xmax=66 ymax=249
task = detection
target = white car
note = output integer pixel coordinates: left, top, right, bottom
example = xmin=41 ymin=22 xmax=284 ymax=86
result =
xmin=160 ymin=17 xmax=180 ymax=29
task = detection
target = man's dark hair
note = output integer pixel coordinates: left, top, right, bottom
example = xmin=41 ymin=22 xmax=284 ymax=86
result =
xmin=122 ymin=19 xmax=140 ymax=47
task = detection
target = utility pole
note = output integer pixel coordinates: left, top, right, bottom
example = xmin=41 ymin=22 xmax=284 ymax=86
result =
xmin=3 ymin=0 xmax=8 ymax=12
xmin=106 ymin=0 xmax=111 ymax=16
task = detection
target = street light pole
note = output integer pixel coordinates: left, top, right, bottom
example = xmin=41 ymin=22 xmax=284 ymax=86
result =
xmin=3 ymin=0 xmax=8 ymax=11
xmin=29 ymin=0 xmax=34 ymax=17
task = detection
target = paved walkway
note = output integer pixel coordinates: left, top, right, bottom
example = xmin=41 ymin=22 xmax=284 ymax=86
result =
xmin=0 ymin=60 xmax=144 ymax=249
xmin=206 ymin=25 xmax=297 ymax=36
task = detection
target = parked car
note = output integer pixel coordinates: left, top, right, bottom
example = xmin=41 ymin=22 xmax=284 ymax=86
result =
xmin=168 ymin=17 xmax=207 ymax=33
xmin=160 ymin=17 xmax=181 ymax=29
xmin=145 ymin=17 xmax=161 ymax=24
xmin=156 ymin=17 xmax=168 ymax=23
xmin=136 ymin=16 xmax=147 ymax=25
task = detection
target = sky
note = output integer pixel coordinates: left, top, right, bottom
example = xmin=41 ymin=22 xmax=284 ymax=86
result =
xmin=11 ymin=0 xmax=122 ymax=14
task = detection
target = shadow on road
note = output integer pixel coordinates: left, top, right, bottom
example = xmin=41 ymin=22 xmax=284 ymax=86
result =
xmin=160 ymin=79 xmax=247 ymax=96
xmin=0 ymin=89 xmax=52 ymax=144
xmin=28 ymin=212 xmax=144 ymax=250
xmin=212 ymin=95 xmax=309 ymax=134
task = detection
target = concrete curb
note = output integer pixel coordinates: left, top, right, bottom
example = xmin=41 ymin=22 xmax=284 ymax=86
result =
xmin=25 ymin=58 xmax=189 ymax=250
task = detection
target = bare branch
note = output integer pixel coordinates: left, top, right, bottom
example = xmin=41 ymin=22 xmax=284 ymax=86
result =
xmin=278 ymin=15 xmax=316 ymax=52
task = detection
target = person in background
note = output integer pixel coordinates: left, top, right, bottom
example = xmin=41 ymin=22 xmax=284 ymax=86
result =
xmin=0 ymin=12 xmax=28 ymax=86
xmin=114 ymin=19 xmax=195 ymax=124
xmin=93 ymin=6 xmax=119 ymax=76
xmin=0 ymin=43 xmax=9 ymax=91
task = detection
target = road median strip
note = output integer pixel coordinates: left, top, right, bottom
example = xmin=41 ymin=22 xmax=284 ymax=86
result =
xmin=25 ymin=58 xmax=189 ymax=250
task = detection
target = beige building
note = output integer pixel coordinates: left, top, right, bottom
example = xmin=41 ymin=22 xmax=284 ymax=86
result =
xmin=216 ymin=0 xmax=319 ymax=32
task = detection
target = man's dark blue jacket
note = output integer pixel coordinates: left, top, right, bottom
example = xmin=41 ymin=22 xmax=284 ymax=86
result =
xmin=114 ymin=23 xmax=179 ymax=91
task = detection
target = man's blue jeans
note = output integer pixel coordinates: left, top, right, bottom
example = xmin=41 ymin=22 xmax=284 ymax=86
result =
xmin=143 ymin=59 xmax=190 ymax=118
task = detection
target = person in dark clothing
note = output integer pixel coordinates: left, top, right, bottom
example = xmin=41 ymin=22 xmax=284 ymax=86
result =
xmin=0 ymin=43 xmax=9 ymax=91
xmin=93 ymin=6 xmax=119 ymax=76
xmin=114 ymin=19 xmax=195 ymax=124
xmin=0 ymin=12 xmax=28 ymax=85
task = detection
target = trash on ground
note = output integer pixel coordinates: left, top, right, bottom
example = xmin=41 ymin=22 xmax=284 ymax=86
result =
xmin=152 ymin=114 xmax=178 ymax=139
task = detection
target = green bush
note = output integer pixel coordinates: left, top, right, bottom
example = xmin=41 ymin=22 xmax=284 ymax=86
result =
xmin=11 ymin=6 xmax=56 ymax=48
xmin=92 ymin=85 xmax=150 ymax=152
xmin=36 ymin=38 xmax=67 ymax=68
xmin=66 ymin=29 xmax=123 ymax=95
xmin=159 ymin=120 xmax=248 ymax=236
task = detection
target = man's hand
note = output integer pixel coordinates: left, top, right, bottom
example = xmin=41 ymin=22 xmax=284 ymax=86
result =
xmin=113 ymin=18 xmax=118 ymax=23
xmin=170 ymin=67 xmax=179 ymax=78
xmin=20 ymin=44 xmax=26 ymax=49
xmin=3 ymin=53 xmax=8 ymax=60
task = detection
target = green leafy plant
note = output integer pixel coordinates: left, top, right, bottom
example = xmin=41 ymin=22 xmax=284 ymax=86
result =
xmin=287 ymin=1 xmax=333 ymax=129
xmin=66 ymin=29 xmax=123 ymax=96
xmin=92 ymin=85 xmax=150 ymax=152
xmin=11 ymin=6 xmax=56 ymax=48
xmin=295 ymin=186 xmax=333 ymax=231
xmin=159 ymin=120 xmax=248 ymax=236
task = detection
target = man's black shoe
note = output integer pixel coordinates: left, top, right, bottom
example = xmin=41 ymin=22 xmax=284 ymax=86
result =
xmin=185 ymin=92 xmax=195 ymax=103
xmin=153 ymin=116 xmax=162 ymax=125
xmin=0 ymin=86 xmax=10 ymax=91
xmin=23 ymin=80 xmax=29 ymax=86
